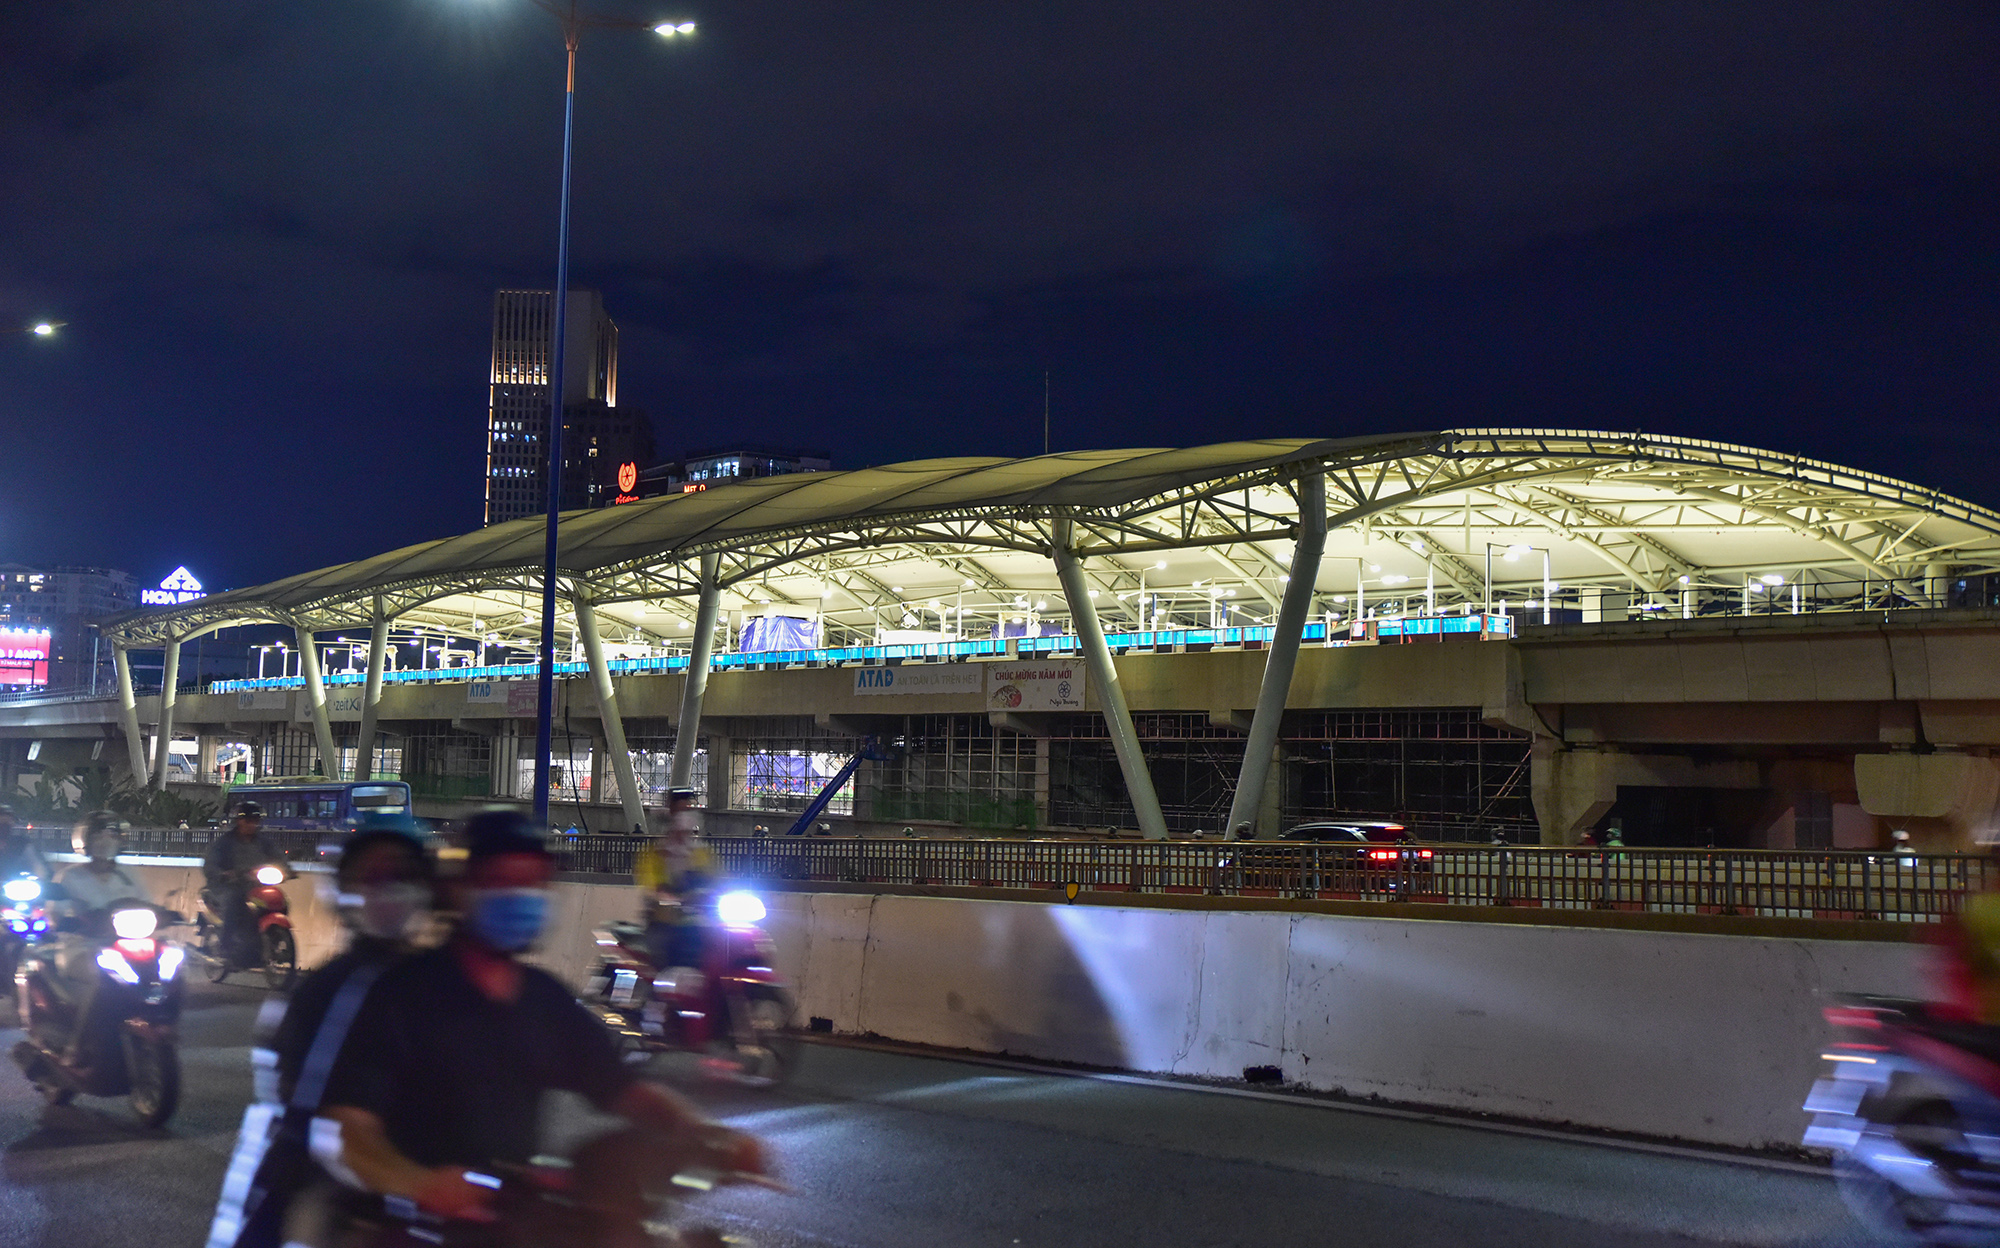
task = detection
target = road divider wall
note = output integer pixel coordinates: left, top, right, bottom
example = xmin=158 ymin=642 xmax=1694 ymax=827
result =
xmin=758 ymin=890 xmax=1932 ymax=1151
xmin=114 ymin=862 xmax=1930 ymax=1151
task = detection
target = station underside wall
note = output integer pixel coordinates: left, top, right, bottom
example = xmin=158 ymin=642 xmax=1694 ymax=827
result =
xmin=15 ymin=615 xmax=2000 ymax=848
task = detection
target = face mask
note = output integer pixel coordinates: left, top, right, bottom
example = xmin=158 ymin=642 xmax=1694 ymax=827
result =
xmin=344 ymin=882 xmax=430 ymax=941
xmin=87 ymin=834 xmax=120 ymax=861
xmin=465 ymin=887 xmax=548 ymax=952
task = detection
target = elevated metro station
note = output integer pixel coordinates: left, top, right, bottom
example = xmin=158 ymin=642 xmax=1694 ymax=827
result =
xmin=10 ymin=428 xmax=2000 ymax=849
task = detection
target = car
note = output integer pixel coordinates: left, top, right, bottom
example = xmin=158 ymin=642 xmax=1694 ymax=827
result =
xmin=1274 ymin=820 xmax=1414 ymax=846
xmin=1220 ymin=821 xmax=1437 ymax=894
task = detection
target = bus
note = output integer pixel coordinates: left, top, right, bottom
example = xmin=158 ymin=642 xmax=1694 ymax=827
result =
xmin=221 ymin=779 xmax=415 ymax=836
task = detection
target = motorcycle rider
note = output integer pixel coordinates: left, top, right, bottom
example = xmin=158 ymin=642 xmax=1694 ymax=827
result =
xmin=56 ymin=811 xmax=152 ymax=923
xmin=0 ymin=803 xmax=51 ymax=884
xmin=635 ymin=787 xmax=719 ymax=995
xmin=311 ymin=810 xmax=764 ymax=1232
xmin=205 ymin=801 xmax=275 ymax=969
xmin=270 ymin=817 xmax=434 ymax=1099
xmin=49 ymin=813 xmax=153 ymax=1030
xmin=213 ymin=817 xmax=437 ymax=1248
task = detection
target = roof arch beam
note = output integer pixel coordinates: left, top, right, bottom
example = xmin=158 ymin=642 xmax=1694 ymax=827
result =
xmin=1464 ymin=487 xmax=1674 ymax=593
xmin=1672 ymin=486 xmax=1899 ymax=580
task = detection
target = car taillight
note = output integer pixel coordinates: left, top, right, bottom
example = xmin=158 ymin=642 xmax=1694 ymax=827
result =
xmin=1368 ymin=850 xmax=1396 ymax=861
xmin=114 ymin=937 xmax=157 ymax=961
xmin=1418 ymin=849 xmax=1433 ymax=859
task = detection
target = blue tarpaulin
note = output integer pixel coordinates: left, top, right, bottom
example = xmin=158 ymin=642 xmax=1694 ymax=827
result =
xmin=740 ymin=615 xmax=823 ymax=652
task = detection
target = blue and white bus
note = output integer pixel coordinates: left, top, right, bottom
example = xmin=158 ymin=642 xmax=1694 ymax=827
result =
xmin=222 ymin=779 xmax=414 ymax=834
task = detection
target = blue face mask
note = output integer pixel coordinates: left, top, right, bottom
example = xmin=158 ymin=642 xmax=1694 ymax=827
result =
xmin=466 ymin=887 xmax=548 ymax=952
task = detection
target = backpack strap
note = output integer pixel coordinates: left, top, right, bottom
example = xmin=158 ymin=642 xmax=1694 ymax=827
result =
xmin=291 ymin=961 xmax=385 ymax=1111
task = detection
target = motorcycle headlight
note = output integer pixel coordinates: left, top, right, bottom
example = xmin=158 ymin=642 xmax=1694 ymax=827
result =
xmin=95 ymin=946 xmax=140 ymax=985
xmin=255 ymin=866 xmax=285 ymax=886
xmin=716 ymin=890 xmax=767 ymax=926
xmin=111 ymin=908 xmax=158 ymax=940
xmin=158 ymin=945 xmax=185 ymax=980
xmin=2 ymin=878 xmax=40 ymax=903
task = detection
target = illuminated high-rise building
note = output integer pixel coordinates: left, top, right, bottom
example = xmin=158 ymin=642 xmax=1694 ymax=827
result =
xmin=485 ymin=289 xmax=644 ymax=525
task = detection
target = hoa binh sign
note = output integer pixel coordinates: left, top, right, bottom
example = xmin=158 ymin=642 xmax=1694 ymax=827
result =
xmin=141 ymin=567 xmax=206 ymax=607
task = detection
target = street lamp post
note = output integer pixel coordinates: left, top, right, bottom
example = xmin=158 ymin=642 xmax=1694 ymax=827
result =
xmin=520 ymin=0 xmax=694 ymax=824
xmin=1485 ymin=543 xmax=1553 ymax=625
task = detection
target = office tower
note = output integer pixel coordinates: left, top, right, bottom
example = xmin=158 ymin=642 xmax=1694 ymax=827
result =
xmin=485 ymin=289 xmax=649 ymax=524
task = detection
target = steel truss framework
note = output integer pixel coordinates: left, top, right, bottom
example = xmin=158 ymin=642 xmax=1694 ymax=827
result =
xmin=102 ymin=430 xmax=2000 ymax=652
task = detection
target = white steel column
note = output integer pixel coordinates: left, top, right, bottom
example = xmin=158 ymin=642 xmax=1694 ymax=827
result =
xmin=1052 ymin=519 xmax=1168 ymax=840
xmin=353 ymin=599 xmax=389 ymax=781
xmin=149 ymin=636 xmax=182 ymax=790
xmin=296 ymin=626 xmax=343 ymax=781
xmin=1225 ymin=472 xmax=1325 ymax=839
xmin=671 ymin=553 xmax=721 ymax=790
xmin=113 ymin=645 xmax=149 ymax=784
xmin=574 ymin=591 xmax=647 ymax=834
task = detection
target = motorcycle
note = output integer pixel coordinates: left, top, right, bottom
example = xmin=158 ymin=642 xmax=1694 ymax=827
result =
xmin=196 ymin=862 xmax=297 ymax=990
xmin=1805 ymin=992 xmax=2000 ymax=1244
xmin=585 ymin=889 xmax=799 ymax=1086
xmin=316 ymin=1127 xmax=769 ymax=1248
xmin=11 ymin=890 xmax=185 ymax=1127
xmin=0 ymin=871 xmax=52 ymax=990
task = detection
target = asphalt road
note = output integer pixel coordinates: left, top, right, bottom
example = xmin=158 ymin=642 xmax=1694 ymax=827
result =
xmin=0 ymin=981 xmax=1884 ymax=1248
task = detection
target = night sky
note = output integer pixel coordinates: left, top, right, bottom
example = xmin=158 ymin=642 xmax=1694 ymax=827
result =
xmin=0 ymin=1 xmax=1993 ymax=593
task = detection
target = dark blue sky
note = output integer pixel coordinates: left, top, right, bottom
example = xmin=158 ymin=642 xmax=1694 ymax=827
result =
xmin=0 ymin=1 xmax=1993 ymax=591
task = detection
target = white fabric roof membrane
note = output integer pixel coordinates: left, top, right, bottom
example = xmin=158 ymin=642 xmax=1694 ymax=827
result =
xmin=101 ymin=430 xmax=2000 ymax=642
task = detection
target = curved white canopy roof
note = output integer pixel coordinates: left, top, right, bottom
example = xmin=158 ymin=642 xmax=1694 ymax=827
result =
xmin=103 ymin=429 xmax=2000 ymax=649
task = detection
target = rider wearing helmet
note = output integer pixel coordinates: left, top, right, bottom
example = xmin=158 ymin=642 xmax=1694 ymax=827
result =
xmin=634 ymin=787 xmax=719 ymax=987
xmin=205 ymin=800 xmax=276 ymax=969
xmin=50 ymin=813 xmax=152 ymax=1009
xmin=213 ymin=816 xmax=436 ymax=1248
xmin=57 ymin=812 xmax=151 ymax=923
xmin=312 ymin=810 xmax=763 ymax=1228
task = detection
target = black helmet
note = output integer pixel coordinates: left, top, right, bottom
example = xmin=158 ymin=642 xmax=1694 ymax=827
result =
xmin=337 ymin=824 xmax=433 ymax=888
xmin=459 ymin=809 xmax=552 ymax=864
xmin=72 ymin=810 xmax=123 ymax=855
xmin=235 ymin=800 xmax=264 ymax=819
xmin=666 ymin=787 xmax=698 ymax=805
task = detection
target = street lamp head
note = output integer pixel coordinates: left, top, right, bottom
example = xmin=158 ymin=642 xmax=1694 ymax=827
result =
xmin=653 ymin=20 xmax=695 ymax=36
xmin=31 ymin=322 xmax=58 ymax=336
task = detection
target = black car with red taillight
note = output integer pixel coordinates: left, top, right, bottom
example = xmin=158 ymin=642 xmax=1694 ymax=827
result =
xmin=1220 ymin=821 xmax=1438 ymax=895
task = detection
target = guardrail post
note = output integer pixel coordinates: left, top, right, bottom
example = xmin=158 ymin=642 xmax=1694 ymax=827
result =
xmin=1595 ymin=849 xmax=1611 ymax=909
xmin=1860 ymin=854 xmax=1873 ymax=920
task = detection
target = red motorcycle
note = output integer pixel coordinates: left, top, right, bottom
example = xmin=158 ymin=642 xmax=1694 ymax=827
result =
xmin=585 ymin=890 xmax=798 ymax=1086
xmin=197 ymin=863 xmax=296 ymax=990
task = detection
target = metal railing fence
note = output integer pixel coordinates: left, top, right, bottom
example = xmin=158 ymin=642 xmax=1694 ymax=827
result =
xmin=704 ymin=838 xmax=1992 ymax=923
xmin=34 ymin=827 xmax=1989 ymax=923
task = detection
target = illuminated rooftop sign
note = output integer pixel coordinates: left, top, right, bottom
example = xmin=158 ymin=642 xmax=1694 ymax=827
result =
xmin=613 ymin=460 xmax=641 ymax=504
xmin=141 ymin=567 xmax=206 ymax=607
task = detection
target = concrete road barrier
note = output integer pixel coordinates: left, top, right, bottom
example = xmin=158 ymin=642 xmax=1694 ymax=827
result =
xmin=93 ymin=863 xmax=1925 ymax=1151
xmin=760 ymin=891 xmax=1931 ymax=1151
